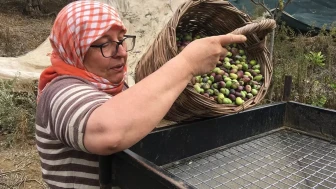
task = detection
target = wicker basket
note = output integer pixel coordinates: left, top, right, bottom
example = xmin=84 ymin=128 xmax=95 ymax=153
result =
xmin=135 ymin=0 xmax=276 ymax=122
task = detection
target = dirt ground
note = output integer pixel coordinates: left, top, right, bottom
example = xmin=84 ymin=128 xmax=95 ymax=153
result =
xmin=0 ymin=143 xmax=47 ymax=189
xmin=0 ymin=1 xmax=70 ymax=188
xmin=0 ymin=0 xmax=70 ymax=57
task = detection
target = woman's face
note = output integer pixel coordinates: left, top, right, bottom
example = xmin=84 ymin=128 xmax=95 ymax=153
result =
xmin=83 ymin=28 xmax=127 ymax=84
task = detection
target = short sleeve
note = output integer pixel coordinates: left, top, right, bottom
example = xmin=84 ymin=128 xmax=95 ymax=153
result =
xmin=36 ymin=76 xmax=112 ymax=152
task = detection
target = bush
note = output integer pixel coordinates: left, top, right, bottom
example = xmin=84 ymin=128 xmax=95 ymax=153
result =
xmin=265 ymin=22 xmax=336 ymax=109
xmin=0 ymin=77 xmax=37 ymax=146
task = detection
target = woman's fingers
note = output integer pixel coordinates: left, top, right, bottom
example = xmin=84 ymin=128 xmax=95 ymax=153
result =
xmin=217 ymin=34 xmax=247 ymax=46
xmin=221 ymin=47 xmax=228 ymax=57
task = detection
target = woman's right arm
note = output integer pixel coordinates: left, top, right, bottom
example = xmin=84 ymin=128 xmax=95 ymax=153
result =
xmin=84 ymin=34 xmax=247 ymax=155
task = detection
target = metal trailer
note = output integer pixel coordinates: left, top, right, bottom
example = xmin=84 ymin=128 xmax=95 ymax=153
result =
xmin=98 ymin=101 xmax=336 ymax=189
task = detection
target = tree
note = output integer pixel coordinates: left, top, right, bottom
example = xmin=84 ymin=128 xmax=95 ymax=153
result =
xmin=24 ymin=0 xmax=42 ymax=16
xmin=250 ymin=0 xmax=292 ymax=62
xmin=23 ymin=0 xmax=74 ymax=17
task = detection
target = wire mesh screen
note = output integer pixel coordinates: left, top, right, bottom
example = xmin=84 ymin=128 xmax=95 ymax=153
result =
xmin=162 ymin=130 xmax=336 ymax=189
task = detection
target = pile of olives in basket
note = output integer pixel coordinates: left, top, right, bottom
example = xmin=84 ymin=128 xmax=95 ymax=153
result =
xmin=176 ymin=33 xmax=263 ymax=105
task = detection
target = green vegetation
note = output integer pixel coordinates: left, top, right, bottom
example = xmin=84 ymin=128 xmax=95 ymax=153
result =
xmin=0 ymin=78 xmax=37 ymax=146
xmin=265 ymin=22 xmax=336 ymax=109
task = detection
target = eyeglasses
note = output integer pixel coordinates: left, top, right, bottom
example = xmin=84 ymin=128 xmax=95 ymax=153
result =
xmin=90 ymin=35 xmax=136 ymax=58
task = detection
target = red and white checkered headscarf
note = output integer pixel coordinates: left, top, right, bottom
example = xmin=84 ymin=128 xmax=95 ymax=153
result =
xmin=38 ymin=0 xmax=127 ymax=99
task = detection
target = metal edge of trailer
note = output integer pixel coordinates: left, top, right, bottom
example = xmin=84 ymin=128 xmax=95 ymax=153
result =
xmin=113 ymin=149 xmax=195 ymax=189
xmin=285 ymin=101 xmax=336 ymax=141
xmin=129 ymin=101 xmax=286 ymax=166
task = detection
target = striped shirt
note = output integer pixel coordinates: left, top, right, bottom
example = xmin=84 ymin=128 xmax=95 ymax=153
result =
xmin=35 ymin=76 xmax=124 ymax=189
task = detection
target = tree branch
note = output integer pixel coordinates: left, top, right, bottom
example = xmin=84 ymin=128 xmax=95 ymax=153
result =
xmin=0 ymin=168 xmax=24 ymax=176
xmin=250 ymin=0 xmax=272 ymax=16
xmin=285 ymin=0 xmax=292 ymax=8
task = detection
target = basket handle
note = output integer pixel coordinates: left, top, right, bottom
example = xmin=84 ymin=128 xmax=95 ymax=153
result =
xmin=230 ymin=19 xmax=276 ymax=39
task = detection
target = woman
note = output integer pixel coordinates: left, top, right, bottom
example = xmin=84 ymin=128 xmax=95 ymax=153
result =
xmin=35 ymin=1 xmax=247 ymax=188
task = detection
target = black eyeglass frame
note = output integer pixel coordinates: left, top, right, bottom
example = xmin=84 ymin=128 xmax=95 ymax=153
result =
xmin=90 ymin=35 xmax=136 ymax=58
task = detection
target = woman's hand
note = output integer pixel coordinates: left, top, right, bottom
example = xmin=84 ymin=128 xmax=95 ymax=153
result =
xmin=178 ymin=34 xmax=247 ymax=76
